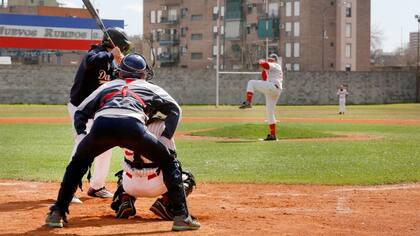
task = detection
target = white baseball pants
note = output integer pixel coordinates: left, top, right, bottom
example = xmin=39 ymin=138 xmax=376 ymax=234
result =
xmin=246 ymin=80 xmax=282 ymax=124
xmin=339 ymin=98 xmax=346 ymax=113
xmin=67 ymin=103 xmax=113 ymax=190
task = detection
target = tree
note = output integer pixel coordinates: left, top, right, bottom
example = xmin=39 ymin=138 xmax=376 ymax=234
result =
xmin=371 ymin=24 xmax=385 ymax=65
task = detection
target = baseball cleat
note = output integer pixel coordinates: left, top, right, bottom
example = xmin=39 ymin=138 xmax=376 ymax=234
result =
xmin=71 ymin=195 xmax=83 ymax=204
xmin=116 ymin=194 xmax=136 ymax=219
xmin=239 ymin=101 xmax=252 ymax=109
xmin=172 ymin=215 xmax=201 ymax=231
xmin=87 ymin=187 xmax=113 ymax=198
xmin=263 ymin=134 xmax=277 ymax=141
xmin=45 ymin=208 xmax=67 ymax=228
xmin=150 ymin=198 xmax=174 ymax=221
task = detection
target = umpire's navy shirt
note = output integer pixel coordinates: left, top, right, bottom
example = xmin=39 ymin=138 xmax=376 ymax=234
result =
xmin=70 ymin=45 xmax=115 ymax=107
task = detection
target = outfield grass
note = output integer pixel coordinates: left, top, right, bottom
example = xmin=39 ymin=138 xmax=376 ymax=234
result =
xmin=0 ymin=104 xmax=419 ymax=185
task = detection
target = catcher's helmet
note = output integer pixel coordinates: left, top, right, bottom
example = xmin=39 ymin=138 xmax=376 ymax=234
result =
xmin=118 ymin=53 xmax=147 ymax=79
xmin=102 ymin=27 xmax=131 ymax=54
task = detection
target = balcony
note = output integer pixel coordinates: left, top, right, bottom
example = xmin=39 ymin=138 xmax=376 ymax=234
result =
xmin=257 ymin=17 xmax=280 ymax=39
xmin=158 ymin=52 xmax=179 ymax=66
xmin=157 ymin=34 xmax=180 ymax=46
xmin=160 ymin=16 xmax=179 ymax=24
xmin=162 ymin=0 xmax=182 ymax=6
xmin=225 ymin=0 xmax=243 ymax=20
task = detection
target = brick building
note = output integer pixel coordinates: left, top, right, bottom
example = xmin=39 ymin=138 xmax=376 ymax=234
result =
xmin=143 ymin=0 xmax=370 ymax=71
xmin=409 ymin=32 xmax=419 ymax=52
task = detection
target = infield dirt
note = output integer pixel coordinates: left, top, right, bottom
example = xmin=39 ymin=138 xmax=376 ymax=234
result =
xmin=0 ymin=180 xmax=419 ymax=235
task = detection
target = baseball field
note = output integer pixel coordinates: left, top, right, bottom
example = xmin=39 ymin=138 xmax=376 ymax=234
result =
xmin=0 ymin=104 xmax=419 ymax=235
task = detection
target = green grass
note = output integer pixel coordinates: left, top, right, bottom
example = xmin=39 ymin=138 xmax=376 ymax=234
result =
xmin=191 ymin=123 xmax=338 ymax=140
xmin=0 ymin=104 xmax=419 ymax=185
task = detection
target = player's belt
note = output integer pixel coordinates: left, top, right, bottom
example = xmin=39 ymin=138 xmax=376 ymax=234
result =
xmin=124 ymin=158 xmax=160 ymax=169
xmin=125 ymin=171 xmax=157 ymax=180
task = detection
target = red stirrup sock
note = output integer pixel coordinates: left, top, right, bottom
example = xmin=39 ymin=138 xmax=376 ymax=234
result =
xmin=246 ymin=92 xmax=253 ymax=103
xmin=269 ymin=124 xmax=276 ymax=136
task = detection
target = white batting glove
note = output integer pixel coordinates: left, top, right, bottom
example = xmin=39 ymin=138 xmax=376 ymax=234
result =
xmin=158 ymin=136 xmax=176 ymax=152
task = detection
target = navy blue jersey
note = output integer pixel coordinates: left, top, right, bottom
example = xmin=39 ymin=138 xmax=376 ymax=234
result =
xmin=74 ymin=79 xmax=181 ymax=139
xmin=69 ymin=45 xmax=116 ymax=106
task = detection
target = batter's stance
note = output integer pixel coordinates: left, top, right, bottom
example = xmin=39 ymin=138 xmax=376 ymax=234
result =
xmin=111 ymin=118 xmax=196 ymax=220
xmin=46 ymin=53 xmax=200 ymax=231
xmin=239 ymin=53 xmax=283 ymax=141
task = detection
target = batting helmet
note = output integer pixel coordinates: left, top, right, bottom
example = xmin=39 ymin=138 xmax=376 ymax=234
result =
xmin=118 ymin=53 xmax=147 ymax=79
xmin=102 ymin=27 xmax=131 ymax=54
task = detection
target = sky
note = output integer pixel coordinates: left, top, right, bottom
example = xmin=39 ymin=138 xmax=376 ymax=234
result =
xmin=58 ymin=0 xmax=420 ymax=53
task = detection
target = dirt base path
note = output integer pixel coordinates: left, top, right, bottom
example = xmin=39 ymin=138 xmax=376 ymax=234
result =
xmin=0 ymin=180 xmax=419 ymax=236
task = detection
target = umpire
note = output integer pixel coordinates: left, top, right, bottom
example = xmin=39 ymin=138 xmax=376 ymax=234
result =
xmin=46 ymin=53 xmax=201 ymax=231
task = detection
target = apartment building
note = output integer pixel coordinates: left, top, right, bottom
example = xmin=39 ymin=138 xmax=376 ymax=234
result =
xmin=143 ymin=0 xmax=371 ymax=71
xmin=409 ymin=32 xmax=419 ymax=52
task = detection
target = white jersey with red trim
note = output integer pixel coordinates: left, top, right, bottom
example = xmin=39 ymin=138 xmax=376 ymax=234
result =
xmin=266 ymin=62 xmax=283 ymax=88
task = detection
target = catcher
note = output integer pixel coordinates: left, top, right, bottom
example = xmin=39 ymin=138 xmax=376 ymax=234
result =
xmin=111 ymin=117 xmax=196 ymax=221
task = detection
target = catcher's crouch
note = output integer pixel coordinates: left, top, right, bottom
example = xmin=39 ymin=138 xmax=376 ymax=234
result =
xmin=111 ymin=118 xmax=196 ymax=220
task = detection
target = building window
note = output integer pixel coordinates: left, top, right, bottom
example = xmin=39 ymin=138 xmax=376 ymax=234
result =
xmin=345 ymin=43 xmax=352 ymax=58
xmin=293 ymin=64 xmax=300 ymax=71
xmin=294 ymin=43 xmax=300 ymax=57
xmin=345 ymin=23 xmax=352 ymax=38
xmin=157 ymin=10 xmax=162 ymax=23
xmin=285 ymin=43 xmax=292 ymax=57
xmin=294 ymin=1 xmax=300 ymax=16
xmin=213 ymin=6 xmax=219 ymax=20
xmin=285 ymin=22 xmax=292 ymax=32
xmin=181 ymin=27 xmax=188 ymax=37
xmin=181 ymin=46 xmax=188 ymax=56
xmin=181 ymin=8 xmax=188 ymax=18
xmin=191 ymin=33 xmax=203 ymax=40
xmin=150 ymin=10 xmax=156 ymax=23
xmin=191 ymin=14 xmax=203 ymax=21
xmin=247 ymin=3 xmax=254 ymax=14
xmin=168 ymin=9 xmax=177 ymax=21
xmin=346 ymin=3 xmax=352 ymax=17
xmin=285 ymin=22 xmax=292 ymax=36
xmin=285 ymin=63 xmax=292 ymax=71
xmin=191 ymin=52 xmax=203 ymax=60
xmin=268 ymin=3 xmax=278 ymax=17
xmin=285 ymin=2 xmax=292 ymax=17
xmin=294 ymin=22 xmax=300 ymax=37
xmin=345 ymin=64 xmax=352 ymax=71
xmin=213 ymin=45 xmax=224 ymax=55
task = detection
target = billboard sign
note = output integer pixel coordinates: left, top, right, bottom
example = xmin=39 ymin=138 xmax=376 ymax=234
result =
xmin=0 ymin=13 xmax=124 ymax=51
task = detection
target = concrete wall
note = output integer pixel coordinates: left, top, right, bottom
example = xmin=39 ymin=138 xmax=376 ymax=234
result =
xmin=0 ymin=64 xmax=417 ymax=105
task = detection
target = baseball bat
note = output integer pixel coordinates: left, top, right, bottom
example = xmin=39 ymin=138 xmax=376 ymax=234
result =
xmin=82 ymin=0 xmax=115 ymax=48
